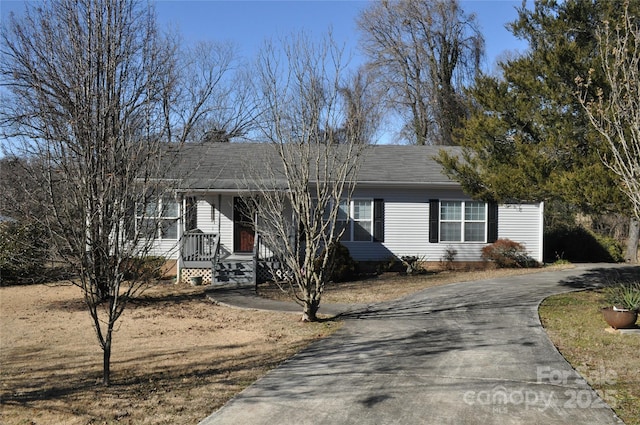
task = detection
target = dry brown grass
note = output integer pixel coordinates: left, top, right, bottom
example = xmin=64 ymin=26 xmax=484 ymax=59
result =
xmin=0 ymin=282 xmax=338 ymax=425
xmin=5 ymin=264 xmax=625 ymax=425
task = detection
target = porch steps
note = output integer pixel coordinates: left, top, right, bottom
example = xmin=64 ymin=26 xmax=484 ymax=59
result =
xmin=214 ymin=258 xmax=254 ymax=284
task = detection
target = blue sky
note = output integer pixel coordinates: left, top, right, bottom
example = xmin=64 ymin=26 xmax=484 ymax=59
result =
xmin=2 ymin=0 xmax=530 ymax=72
xmin=153 ymin=0 xmax=529 ymax=72
xmin=0 ymin=0 xmax=531 ymax=146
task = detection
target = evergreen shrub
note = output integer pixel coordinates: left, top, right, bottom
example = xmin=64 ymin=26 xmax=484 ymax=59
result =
xmin=316 ymin=241 xmax=358 ymax=283
xmin=544 ymin=224 xmax=624 ymax=263
xmin=121 ymin=256 xmax=166 ymax=281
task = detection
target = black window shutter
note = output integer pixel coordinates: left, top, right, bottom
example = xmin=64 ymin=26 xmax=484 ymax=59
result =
xmin=373 ymin=199 xmax=384 ymax=242
xmin=429 ymin=199 xmax=439 ymax=243
xmin=487 ymin=202 xmax=498 ymax=243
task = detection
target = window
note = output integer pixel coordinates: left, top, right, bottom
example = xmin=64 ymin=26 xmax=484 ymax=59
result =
xmin=314 ymin=199 xmax=383 ymax=242
xmin=136 ymin=197 xmax=180 ymax=240
xmin=336 ymin=199 xmax=375 ymax=242
xmin=353 ymin=200 xmax=373 ymax=241
xmin=335 ymin=200 xmax=350 ymax=240
xmin=185 ymin=196 xmax=197 ymax=231
xmin=440 ymin=201 xmax=486 ymax=242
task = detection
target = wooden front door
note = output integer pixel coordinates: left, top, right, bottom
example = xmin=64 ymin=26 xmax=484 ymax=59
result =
xmin=233 ymin=197 xmax=255 ymax=253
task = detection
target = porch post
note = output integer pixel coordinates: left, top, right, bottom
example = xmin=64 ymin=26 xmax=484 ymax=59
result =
xmin=176 ymin=195 xmax=185 ymax=284
xmin=253 ymin=212 xmax=258 ymax=291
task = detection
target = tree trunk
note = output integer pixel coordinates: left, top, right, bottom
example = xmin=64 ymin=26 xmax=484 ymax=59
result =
xmin=302 ymin=298 xmax=320 ymax=322
xmin=102 ymin=320 xmax=114 ymax=387
xmin=103 ymin=335 xmax=112 ymax=386
xmin=625 ymin=217 xmax=639 ymax=264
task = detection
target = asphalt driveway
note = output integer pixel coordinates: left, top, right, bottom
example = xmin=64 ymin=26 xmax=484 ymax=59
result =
xmin=200 ymin=264 xmax=634 ymax=424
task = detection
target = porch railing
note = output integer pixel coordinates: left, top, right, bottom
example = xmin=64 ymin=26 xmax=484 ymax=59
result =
xmin=182 ymin=231 xmax=219 ymax=262
xmin=253 ymin=233 xmax=292 ymax=285
xmin=252 ymin=233 xmax=275 ymax=263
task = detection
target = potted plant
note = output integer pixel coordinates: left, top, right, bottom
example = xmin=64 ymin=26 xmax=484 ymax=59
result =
xmin=602 ymin=283 xmax=640 ymax=329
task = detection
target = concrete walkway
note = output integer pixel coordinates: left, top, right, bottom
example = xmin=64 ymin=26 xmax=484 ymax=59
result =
xmin=200 ymin=264 xmax=637 ymax=425
xmin=205 ymin=283 xmax=368 ymax=317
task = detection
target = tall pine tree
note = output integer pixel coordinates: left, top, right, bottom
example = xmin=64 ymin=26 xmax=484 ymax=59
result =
xmin=438 ymin=0 xmax=637 ymax=261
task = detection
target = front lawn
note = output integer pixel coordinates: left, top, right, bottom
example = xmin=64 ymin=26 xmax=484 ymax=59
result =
xmin=539 ymin=290 xmax=640 ymax=425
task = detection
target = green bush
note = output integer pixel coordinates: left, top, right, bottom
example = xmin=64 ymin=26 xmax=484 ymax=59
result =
xmin=594 ymin=233 xmax=624 ymax=263
xmin=544 ymin=224 xmax=624 ymax=263
xmin=121 ymin=256 xmax=165 ymax=281
xmin=0 ymin=221 xmax=49 ymax=283
xmin=315 ymin=242 xmax=358 ymax=283
xmin=376 ymin=256 xmax=405 ymax=274
xmin=481 ymin=239 xmax=539 ymax=268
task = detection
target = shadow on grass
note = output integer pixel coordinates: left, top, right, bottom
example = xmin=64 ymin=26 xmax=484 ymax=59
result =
xmin=43 ymin=282 xmax=212 ymax=313
xmin=559 ymin=266 xmax=640 ymax=290
xmin=0 ymin=338 xmax=306 ymax=411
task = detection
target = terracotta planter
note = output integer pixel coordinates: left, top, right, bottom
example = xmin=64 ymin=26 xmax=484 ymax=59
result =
xmin=601 ymin=307 xmax=638 ymax=329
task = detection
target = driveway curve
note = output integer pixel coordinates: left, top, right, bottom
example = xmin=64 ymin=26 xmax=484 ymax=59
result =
xmin=200 ymin=264 xmax=634 ymax=425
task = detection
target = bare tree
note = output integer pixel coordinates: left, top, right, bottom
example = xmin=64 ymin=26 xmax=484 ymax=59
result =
xmin=339 ymin=66 xmax=383 ymax=145
xmin=358 ymin=0 xmax=483 ymax=145
xmin=172 ymin=41 xmax=257 ymax=144
xmin=248 ymin=33 xmax=373 ymax=322
xmin=0 ymin=0 xmax=247 ymax=385
xmin=577 ymin=3 xmax=640 ymax=262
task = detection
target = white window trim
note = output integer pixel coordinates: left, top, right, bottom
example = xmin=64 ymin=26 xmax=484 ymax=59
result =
xmin=339 ymin=199 xmax=374 ymax=243
xmin=136 ymin=197 xmax=181 ymax=240
xmin=440 ymin=200 xmax=487 ymax=243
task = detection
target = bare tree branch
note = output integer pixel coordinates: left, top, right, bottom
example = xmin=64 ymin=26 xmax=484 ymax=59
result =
xmin=0 ymin=0 xmax=248 ymax=384
xmin=358 ymin=0 xmax=484 ymax=145
xmin=246 ymin=33 xmax=373 ymax=322
xmin=577 ymin=2 xmax=640 ymax=223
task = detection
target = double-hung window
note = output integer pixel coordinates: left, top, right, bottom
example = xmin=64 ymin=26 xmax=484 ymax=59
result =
xmin=136 ymin=197 xmax=180 ymax=240
xmin=337 ymin=199 xmax=374 ymax=242
xmin=440 ymin=201 xmax=486 ymax=242
xmin=352 ymin=200 xmax=373 ymax=241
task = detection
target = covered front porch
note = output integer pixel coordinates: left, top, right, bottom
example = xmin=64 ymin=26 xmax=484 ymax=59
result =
xmin=175 ymin=192 xmax=294 ymax=285
xmin=179 ymin=230 xmax=282 ymax=285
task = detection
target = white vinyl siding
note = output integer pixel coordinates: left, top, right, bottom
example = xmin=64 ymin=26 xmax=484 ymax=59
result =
xmin=341 ymin=188 xmax=543 ymax=263
xmin=498 ymin=203 xmax=544 ymax=262
xmin=176 ymin=190 xmax=544 ymax=264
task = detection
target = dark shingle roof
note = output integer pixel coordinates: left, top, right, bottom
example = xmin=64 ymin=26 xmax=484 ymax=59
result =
xmin=165 ymin=143 xmax=460 ymax=190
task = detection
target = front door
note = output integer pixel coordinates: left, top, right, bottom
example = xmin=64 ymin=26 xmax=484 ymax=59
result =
xmin=233 ymin=197 xmax=255 ymax=253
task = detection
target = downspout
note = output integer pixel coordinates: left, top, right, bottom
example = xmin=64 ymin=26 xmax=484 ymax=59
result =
xmin=213 ymin=193 xmax=221 ymax=285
